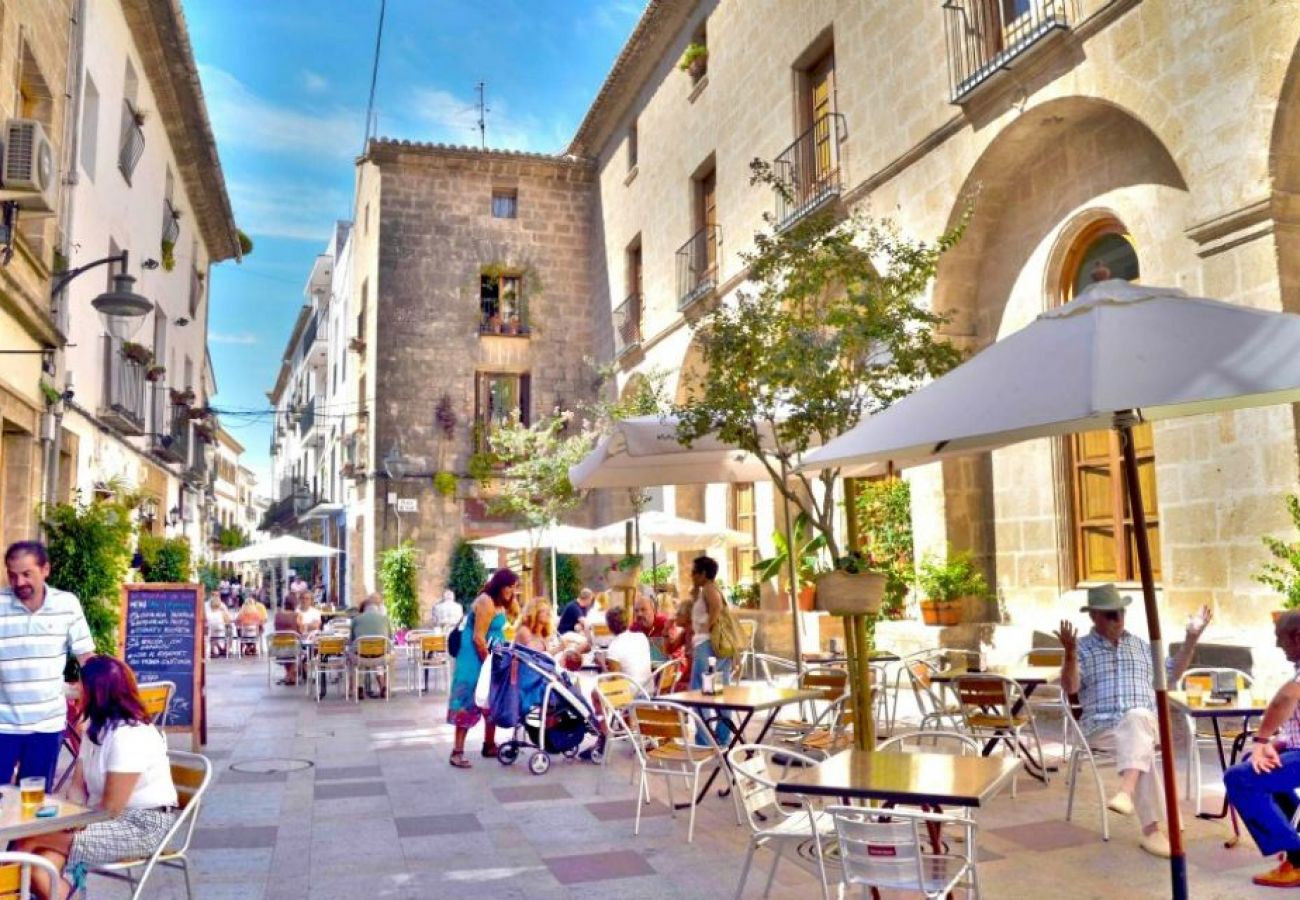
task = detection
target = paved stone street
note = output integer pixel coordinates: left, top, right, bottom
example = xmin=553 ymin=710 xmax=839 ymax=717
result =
xmin=85 ymin=657 xmax=1300 ymax=899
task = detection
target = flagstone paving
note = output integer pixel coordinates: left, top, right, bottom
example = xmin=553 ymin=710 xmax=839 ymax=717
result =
xmin=78 ymin=657 xmax=1300 ymax=898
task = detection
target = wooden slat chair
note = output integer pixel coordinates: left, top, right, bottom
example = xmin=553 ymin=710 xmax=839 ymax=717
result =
xmin=736 ymin=618 xmax=759 ymax=680
xmin=266 ymin=631 xmax=304 ymax=687
xmin=310 ymin=634 xmax=350 ymax=702
xmin=905 ymin=659 xmax=964 ymax=731
xmin=1177 ymin=666 xmax=1254 ymax=810
xmin=773 ymin=667 xmax=848 ymax=738
xmin=0 ymin=852 xmax=60 ymax=900
xmin=954 ymin=673 xmax=1049 ymax=797
xmin=592 ymin=673 xmax=649 ymax=795
xmin=85 ymin=750 xmax=212 ymax=900
xmin=792 ymin=695 xmax=852 ymax=760
xmin=650 ymin=658 xmax=682 ymax=698
xmin=1018 ymin=648 xmax=1068 ymax=762
xmin=624 ymin=699 xmax=728 ymax=843
xmin=590 ymin=621 xmax=613 ymax=647
xmin=745 ymin=653 xmax=798 ymax=688
xmin=136 ymin=681 xmax=175 ymax=731
xmin=350 ymin=636 xmax=395 ymax=702
xmin=413 ymin=632 xmax=450 ymax=695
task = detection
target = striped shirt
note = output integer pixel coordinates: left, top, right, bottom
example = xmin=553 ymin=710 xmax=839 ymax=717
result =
xmin=1277 ymin=664 xmax=1300 ymax=749
xmin=1076 ymin=629 xmax=1172 ymax=736
xmin=0 ymin=586 xmax=94 ymax=733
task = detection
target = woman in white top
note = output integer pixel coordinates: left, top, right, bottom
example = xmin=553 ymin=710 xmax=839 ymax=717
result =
xmin=205 ymin=594 xmax=232 ymax=657
xmin=16 ymin=656 xmax=178 ymax=899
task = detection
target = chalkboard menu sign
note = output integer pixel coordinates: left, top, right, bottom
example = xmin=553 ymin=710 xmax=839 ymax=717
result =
xmin=119 ymin=583 xmax=204 ymax=750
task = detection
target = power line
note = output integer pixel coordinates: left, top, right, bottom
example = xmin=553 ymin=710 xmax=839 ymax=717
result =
xmin=362 ymin=0 xmax=387 ymax=152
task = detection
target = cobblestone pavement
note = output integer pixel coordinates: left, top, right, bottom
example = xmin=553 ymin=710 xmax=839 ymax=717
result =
xmin=81 ymin=656 xmax=1298 ymax=898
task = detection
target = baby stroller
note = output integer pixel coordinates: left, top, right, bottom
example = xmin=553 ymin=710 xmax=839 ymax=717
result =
xmin=489 ymin=642 xmax=600 ymax=775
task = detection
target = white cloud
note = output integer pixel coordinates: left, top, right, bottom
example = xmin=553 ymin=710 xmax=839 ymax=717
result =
xmin=300 ymin=70 xmax=329 ymax=93
xmin=209 ymin=332 xmax=260 ymax=345
xmin=226 ymin=176 xmax=350 ymax=242
xmin=199 ymin=64 xmax=360 ymax=161
xmin=386 ymin=88 xmax=567 ymax=155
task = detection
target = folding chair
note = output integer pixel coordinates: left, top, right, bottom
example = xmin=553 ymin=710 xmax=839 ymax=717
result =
xmin=592 ymin=673 xmax=649 ymax=795
xmin=953 ymin=673 xmax=1050 ymax=796
xmin=830 ymin=804 xmax=981 ymax=899
xmin=624 ymin=699 xmax=728 ymax=843
xmin=728 ymin=743 xmax=834 ymax=900
xmin=136 ymin=681 xmax=176 ymax=730
xmin=351 ymin=636 xmax=395 ymax=701
xmin=0 ymin=852 xmax=61 ymax=899
xmin=85 ymin=750 xmax=213 ymax=900
xmin=310 ymin=634 xmax=349 ymax=702
xmin=266 ymin=631 xmax=304 ymax=687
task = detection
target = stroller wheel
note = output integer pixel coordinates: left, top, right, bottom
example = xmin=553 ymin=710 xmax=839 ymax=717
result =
xmin=497 ymin=743 xmax=519 ymax=766
xmin=528 ymin=752 xmax=551 ymax=776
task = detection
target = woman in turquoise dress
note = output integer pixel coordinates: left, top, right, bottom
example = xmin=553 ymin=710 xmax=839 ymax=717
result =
xmin=447 ymin=568 xmax=517 ymax=768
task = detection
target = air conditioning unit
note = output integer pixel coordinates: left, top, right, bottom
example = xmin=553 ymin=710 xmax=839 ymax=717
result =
xmin=1 ymin=119 xmax=55 ymax=214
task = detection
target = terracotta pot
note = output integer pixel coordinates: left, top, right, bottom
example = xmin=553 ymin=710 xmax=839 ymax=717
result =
xmin=796 ymin=584 xmax=816 ymax=612
xmin=920 ymin=599 xmax=940 ymax=626
xmin=937 ymin=598 xmax=963 ymax=626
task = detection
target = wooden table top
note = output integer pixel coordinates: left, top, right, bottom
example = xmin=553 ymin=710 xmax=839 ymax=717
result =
xmin=1168 ymin=689 xmax=1267 ymax=718
xmin=0 ymin=798 xmax=108 ymax=841
xmin=804 ymin=650 xmax=901 ymax=665
xmin=661 ymin=685 xmax=822 ymax=712
xmin=930 ymin=665 xmax=1059 ymax=686
xmin=775 ymin=748 xmax=1021 ymax=808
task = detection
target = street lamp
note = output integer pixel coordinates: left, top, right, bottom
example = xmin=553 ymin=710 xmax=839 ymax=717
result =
xmin=50 ymin=249 xmax=153 ymax=340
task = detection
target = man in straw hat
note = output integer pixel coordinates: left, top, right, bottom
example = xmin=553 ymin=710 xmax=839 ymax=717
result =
xmin=1224 ymin=610 xmax=1300 ymax=888
xmin=1056 ymin=584 xmax=1211 ymax=858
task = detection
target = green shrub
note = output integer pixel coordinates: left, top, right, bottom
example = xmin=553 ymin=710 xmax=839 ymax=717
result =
xmin=433 ymin=471 xmax=457 ymax=497
xmin=378 ymin=541 xmax=419 ymax=630
xmin=448 ymin=540 xmax=488 ymax=610
xmin=916 ymin=552 xmax=989 ymax=603
xmin=137 ymin=533 xmax=192 ymax=583
xmin=1255 ymin=493 xmax=1300 ymax=609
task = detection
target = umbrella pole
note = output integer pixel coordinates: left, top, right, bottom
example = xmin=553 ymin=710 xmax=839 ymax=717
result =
xmin=551 ymin=545 xmax=557 ymax=601
xmin=1116 ymin=411 xmax=1186 ymax=899
xmin=780 ymin=459 xmax=805 ymax=675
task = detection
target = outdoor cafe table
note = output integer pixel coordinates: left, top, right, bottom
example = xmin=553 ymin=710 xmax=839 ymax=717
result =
xmin=930 ymin=665 xmax=1061 ymax=779
xmin=660 ymin=684 xmax=822 ymax=808
xmin=803 ymin=649 xmax=900 ymax=667
xmin=1168 ymin=688 xmax=1266 ymax=846
xmin=0 ymin=799 xmax=107 ymax=842
xmin=775 ymin=746 xmax=1021 ymax=808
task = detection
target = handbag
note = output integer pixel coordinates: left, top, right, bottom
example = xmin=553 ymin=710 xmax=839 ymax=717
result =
xmin=710 ymin=599 xmax=744 ymax=659
xmin=448 ymin=612 xmax=470 ymax=658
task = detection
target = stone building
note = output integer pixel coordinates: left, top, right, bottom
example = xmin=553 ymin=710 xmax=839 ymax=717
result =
xmin=564 ymin=0 xmax=1300 ymax=656
xmin=343 ymin=141 xmax=597 ymax=605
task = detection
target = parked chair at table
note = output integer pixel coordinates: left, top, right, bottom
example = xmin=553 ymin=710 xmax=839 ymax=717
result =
xmin=589 ymin=672 xmax=650 ymax=795
xmin=350 ymin=636 xmax=395 ymax=701
xmin=267 ymin=631 xmax=304 ymax=688
xmin=772 ymin=667 xmax=847 ymax=740
xmin=0 ymin=852 xmax=62 ymax=900
xmin=790 ymin=694 xmax=853 ymax=761
xmin=829 ymin=804 xmax=981 ymax=900
xmin=1177 ymin=666 xmax=1254 ymax=811
xmin=1017 ymin=647 xmax=1068 ymax=760
xmin=735 ymin=618 xmax=758 ymax=680
xmin=953 ymin=673 xmax=1050 ymax=797
xmin=728 ymin=743 xmax=834 ymax=900
xmin=236 ymin=625 xmax=262 ymax=658
xmin=135 ymin=681 xmax=175 ymax=731
xmin=1062 ymin=693 xmax=1112 ymax=841
xmin=310 ymin=634 xmax=350 ymax=702
xmin=650 ymin=658 xmax=682 ymax=698
xmin=204 ymin=597 xmax=231 ymax=659
xmin=624 ymin=699 xmax=731 ymax=843
xmin=406 ymin=630 xmax=450 ymax=695
xmin=905 ymin=659 xmax=964 ymax=732
xmin=745 ymin=653 xmax=798 ymax=688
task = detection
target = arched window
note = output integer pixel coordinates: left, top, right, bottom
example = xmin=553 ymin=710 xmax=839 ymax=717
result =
xmin=1059 ymin=219 xmax=1160 ymax=584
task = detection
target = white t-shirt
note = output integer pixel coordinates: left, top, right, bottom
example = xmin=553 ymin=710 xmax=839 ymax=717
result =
xmin=82 ymin=722 xmax=178 ymax=810
xmin=606 ymin=631 xmax=652 ymax=693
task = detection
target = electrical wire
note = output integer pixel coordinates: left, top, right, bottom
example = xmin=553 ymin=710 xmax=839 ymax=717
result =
xmin=362 ymin=0 xmax=387 ymax=152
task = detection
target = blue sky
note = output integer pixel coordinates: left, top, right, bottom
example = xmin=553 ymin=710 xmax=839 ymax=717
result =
xmin=184 ymin=0 xmax=642 ymax=489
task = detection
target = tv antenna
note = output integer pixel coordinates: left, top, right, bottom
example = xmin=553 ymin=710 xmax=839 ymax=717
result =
xmin=476 ymin=81 xmax=489 ymax=149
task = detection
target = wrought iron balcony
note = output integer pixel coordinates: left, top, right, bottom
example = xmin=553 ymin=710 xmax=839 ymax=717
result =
xmin=772 ymin=113 xmax=846 ymax=229
xmin=98 ymin=336 xmax=146 ymax=435
xmin=150 ymin=394 xmax=191 ymax=466
xmin=942 ymin=0 xmax=1074 ymax=102
xmin=676 ymin=224 xmax=720 ymax=311
xmin=118 ymin=100 xmax=145 ymax=182
xmin=613 ymin=292 xmax=642 ymax=356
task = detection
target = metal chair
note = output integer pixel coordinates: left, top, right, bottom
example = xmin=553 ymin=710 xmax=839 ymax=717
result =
xmin=592 ymin=672 xmax=650 ymax=795
xmin=237 ymin=624 xmax=262 ymax=657
xmin=1177 ymin=666 xmax=1254 ymax=810
xmin=727 ymin=743 xmax=833 ymax=900
xmin=736 ymin=618 xmax=759 ymax=679
xmin=136 ymin=680 xmax=176 ymax=731
xmin=1062 ymin=696 xmax=1111 ymax=841
xmin=624 ymin=699 xmax=729 ymax=843
xmin=1018 ymin=647 xmax=1069 ymax=762
xmin=747 ymin=653 xmax=798 ymax=687
xmin=772 ymin=667 xmax=848 ymax=739
xmin=789 ymin=694 xmax=853 ymax=761
xmin=953 ymin=673 xmax=1050 ymax=796
xmin=409 ymin=631 xmax=450 ymax=695
xmin=266 ymin=631 xmax=304 ymax=687
xmin=351 ymin=636 xmax=395 ymax=701
xmin=0 ymin=851 xmax=62 ymax=899
xmin=904 ymin=659 xmax=964 ymax=731
xmin=310 ymin=634 xmax=350 ymax=702
xmin=650 ymin=657 xmax=682 ymax=697
xmin=85 ymin=750 xmax=213 ymax=900
xmin=829 ymin=804 xmax=981 ymax=900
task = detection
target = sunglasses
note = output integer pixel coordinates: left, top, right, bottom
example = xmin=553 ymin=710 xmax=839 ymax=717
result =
xmin=1102 ymin=610 xmax=1123 ymax=622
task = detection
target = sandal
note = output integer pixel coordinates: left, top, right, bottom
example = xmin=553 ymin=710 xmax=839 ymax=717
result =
xmin=481 ymin=743 xmax=499 ymax=758
xmin=449 ymin=752 xmax=471 ymax=769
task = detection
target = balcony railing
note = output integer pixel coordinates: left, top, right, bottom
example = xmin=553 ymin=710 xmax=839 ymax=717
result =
xmin=676 ymin=224 xmax=720 ymax=311
xmin=150 ymin=393 xmax=191 ymax=466
xmin=118 ymin=100 xmax=145 ymax=182
xmin=772 ymin=113 xmax=846 ymax=229
xmin=943 ymin=0 xmax=1074 ymax=102
xmin=98 ymin=336 xmax=146 ymax=435
xmin=297 ymin=398 xmax=316 ymax=437
xmin=613 ymin=292 xmax=642 ymax=356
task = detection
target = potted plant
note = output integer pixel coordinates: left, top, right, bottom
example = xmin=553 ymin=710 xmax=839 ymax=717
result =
xmin=169 ymin=387 xmax=195 ymax=406
xmin=678 ymin=42 xmax=708 ymax=80
xmin=349 ymin=337 xmax=366 ymax=354
xmin=160 ymin=239 xmax=176 ymax=272
xmin=1254 ymin=493 xmax=1300 ymax=621
xmin=187 ymin=405 xmax=211 ymax=421
xmin=144 ymin=364 xmax=166 ymax=383
xmin=727 ymin=581 xmax=761 ymax=610
xmin=193 ymin=423 xmax=216 ymax=444
xmin=121 ymin=342 xmax=153 ymax=365
xmin=916 ymin=552 xmax=990 ymax=626
xmin=502 ymin=316 xmax=518 ymax=335
xmin=433 ymin=471 xmax=457 ymax=497
xmin=488 ymin=313 xmax=503 ymax=334
xmin=608 ymin=554 xmax=643 ymax=590
xmin=815 ymin=551 xmax=887 ymax=617
xmin=639 ymin=563 xmax=675 ymax=592
xmin=508 ymin=314 xmax=522 ymax=335
xmin=752 ymin=513 xmax=828 ymax=611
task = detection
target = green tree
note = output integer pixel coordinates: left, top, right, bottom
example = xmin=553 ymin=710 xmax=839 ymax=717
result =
xmin=216 ymin=526 xmax=249 ymax=551
xmin=448 ymin=540 xmax=488 ymax=610
xmin=137 ymin=533 xmax=193 ymax=583
xmin=544 ymin=551 xmax=582 ymax=605
xmin=675 ymin=163 xmax=964 ymax=560
xmin=196 ymin=562 xmax=222 ymax=594
xmin=41 ymin=493 xmax=137 ymax=656
xmin=853 ymin=478 xmax=914 ymax=619
xmin=487 ymin=410 xmax=595 ymax=532
xmin=378 ymin=541 xmax=420 ymax=630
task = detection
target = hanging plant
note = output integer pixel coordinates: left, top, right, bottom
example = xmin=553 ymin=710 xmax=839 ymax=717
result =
xmin=433 ymin=471 xmax=457 ymax=497
xmin=187 ymin=405 xmax=211 ymax=421
xmin=349 ymin=337 xmax=367 ymax=354
xmin=121 ymin=342 xmax=153 ymax=365
xmin=160 ymin=239 xmax=176 ymax=272
xmin=194 ymin=423 xmax=216 ymax=444
xmin=144 ymin=364 xmax=166 ymax=383
xmin=170 ymin=387 xmax=195 ymax=406
xmin=435 ymin=394 xmax=457 ymax=440
xmin=39 ymin=380 xmax=61 ymax=407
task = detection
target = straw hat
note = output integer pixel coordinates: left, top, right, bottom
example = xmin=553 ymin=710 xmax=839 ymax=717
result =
xmin=1079 ymin=583 xmax=1132 ymax=613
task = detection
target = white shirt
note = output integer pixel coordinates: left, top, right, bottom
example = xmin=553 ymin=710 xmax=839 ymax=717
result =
xmin=606 ymin=631 xmax=652 ymax=693
xmin=0 ymin=586 xmax=95 ymax=733
xmin=432 ymin=600 xmax=463 ymax=631
xmin=81 ymin=722 xmax=178 ymax=810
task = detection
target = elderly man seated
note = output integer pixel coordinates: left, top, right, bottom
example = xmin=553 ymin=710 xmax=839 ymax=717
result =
xmin=1056 ymin=583 xmax=1211 ymax=858
xmin=1224 ymin=611 xmax=1300 ymax=888
xmin=350 ymin=595 xmax=393 ymax=699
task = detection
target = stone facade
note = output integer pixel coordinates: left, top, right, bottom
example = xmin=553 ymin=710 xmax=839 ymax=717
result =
xmin=348 ymin=142 xmax=598 ymax=609
xmin=567 ymin=0 xmax=1300 ymax=657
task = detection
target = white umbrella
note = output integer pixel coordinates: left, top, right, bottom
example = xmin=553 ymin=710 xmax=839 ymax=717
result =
xmin=218 ymin=535 xmax=340 ymax=563
xmin=800 ymin=278 xmax=1300 ymax=899
xmin=471 ymin=524 xmax=604 ymax=601
xmin=592 ymin=511 xmax=754 ymax=553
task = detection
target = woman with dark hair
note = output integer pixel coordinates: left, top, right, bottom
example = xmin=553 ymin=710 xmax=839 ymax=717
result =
xmin=446 ymin=567 xmax=518 ymax=769
xmin=14 ymin=656 xmax=177 ymax=899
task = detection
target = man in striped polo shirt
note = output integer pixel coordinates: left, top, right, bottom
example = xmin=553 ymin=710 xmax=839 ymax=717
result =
xmin=0 ymin=541 xmax=94 ymax=788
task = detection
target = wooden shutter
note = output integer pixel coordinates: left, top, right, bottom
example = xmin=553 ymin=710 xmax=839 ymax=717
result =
xmin=519 ymin=374 xmax=531 ymax=426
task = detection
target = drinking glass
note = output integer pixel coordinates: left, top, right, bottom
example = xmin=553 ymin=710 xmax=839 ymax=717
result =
xmin=19 ymin=777 xmax=44 ymax=810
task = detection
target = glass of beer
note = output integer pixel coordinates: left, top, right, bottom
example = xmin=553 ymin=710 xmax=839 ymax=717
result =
xmin=19 ymin=777 xmax=44 ymax=811
xmin=1186 ymin=686 xmax=1205 ymax=708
